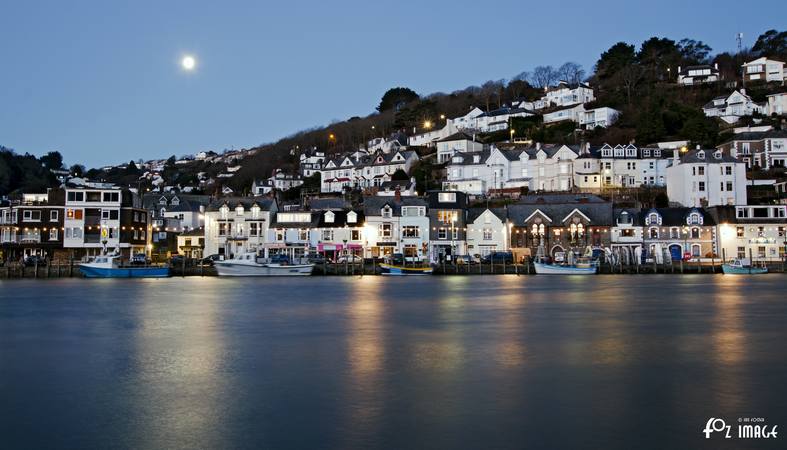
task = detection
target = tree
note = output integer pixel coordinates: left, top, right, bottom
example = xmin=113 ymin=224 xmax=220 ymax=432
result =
xmin=39 ymin=151 xmax=63 ymax=171
xmin=620 ymin=64 xmax=645 ymax=105
xmin=557 ymin=62 xmax=585 ymax=84
xmin=752 ymin=29 xmax=787 ymax=59
xmin=69 ymin=164 xmax=85 ymax=177
xmin=530 ymin=66 xmax=558 ymax=88
xmin=126 ymin=160 xmax=140 ymax=175
xmin=677 ymin=39 xmax=712 ymax=65
xmin=377 ymin=87 xmax=419 ymax=112
xmin=594 ymin=42 xmax=636 ymax=82
xmin=637 ymin=37 xmax=681 ymax=81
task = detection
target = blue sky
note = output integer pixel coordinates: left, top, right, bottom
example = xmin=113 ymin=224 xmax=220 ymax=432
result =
xmin=1 ymin=0 xmax=784 ymax=167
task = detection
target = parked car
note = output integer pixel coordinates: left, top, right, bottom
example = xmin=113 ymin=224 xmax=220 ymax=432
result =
xmin=481 ymin=251 xmax=514 ymax=264
xmin=455 ymin=255 xmax=475 ymax=265
xmin=307 ymin=253 xmax=327 ymax=264
xmin=269 ymin=254 xmax=291 ymax=264
xmin=200 ymin=254 xmax=224 ymax=266
xmin=130 ymin=253 xmax=151 ymax=265
xmin=170 ymin=255 xmax=186 ymax=266
xmin=336 ymin=254 xmax=363 ymax=264
xmin=24 ymin=255 xmax=47 ymax=267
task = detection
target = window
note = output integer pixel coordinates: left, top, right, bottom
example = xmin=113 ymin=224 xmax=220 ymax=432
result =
xmin=438 ymin=192 xmax=456 ymax=203
xmin=737 ymin=247 xmax=746 ymax=259
xmin=325 ymin=212 xmax=334 ymax=223
xmin=670 ymin=228 xmax=679 ymax=239
xmin=381 ymin=206 xmax=392 ymax=218
xmin=49 ymin=228 xmax=58 ymax=241
xmin=50 ymin=210 xmax=58 ymax=221
xmin=321 ymin=229 xmax=333 ymax=241
xmin=276 ymin=229 xmax=285 ymax=241
xmin=299 ymin=229 xmax=309 ymax=241
xmin=380 ymin=223 xmax=393 ymax=239
xmin=102 ymin=192 xmax=119 ymax=202
xmin=692 ymin=245 xmax=701 ymax=257
xmin=66 ymin=191 xmax=84 ymax=202
xmin=218 ymin=223 xmax=231 ymax=236
xmin=726 ymin=182 xmax=733 ymax=191
xmin=483 ymin=228 xmax=492 ymax=240
xmin=452 ymin=228 xmax=459 ymax=240
xmin=621 ymin=229 xmax=634 ymax=237
xmin=438 ymin=228 xmax=448 ymax=239
xmin=249 ymin=222 xmax=259 ymax=236
xmin=691 ymin=228 xmax=700 ymax=239
xmin=649 ymin=228 xmax=659 ymax=239
xmin=402 ymin=226 xmax=419 ymax=238
xmin=437 ymin=210 xmax=458 ymax=224
xmin=347 ymin=212 xmax=357 ymax=223
xmin=725 ymin=166 xmax=732 ymax=175
xmin=698 ymin=182 xmax=705 ymax=192
xmin=22 ymin=210 xmax=41 ymax=221
xmin=351 ymin=229 xmax=361 ymax=241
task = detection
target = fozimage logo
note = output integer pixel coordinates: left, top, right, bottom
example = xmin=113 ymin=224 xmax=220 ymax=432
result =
xmin=703 ymin=417 xmax=778 ymax=439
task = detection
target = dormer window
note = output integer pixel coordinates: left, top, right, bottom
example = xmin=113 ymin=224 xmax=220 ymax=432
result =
xmin=618 ymin=211 xmax=632 ymax=225
xmin=236 ymin=205 xmax=244 ymax=216
xmin=159 ymin=197 xmax=167 ymax=205
xmin=382 ymin=206 xmax=392 ymax=218
xmin=171 ymin=196 xmax=180 ymax=205
xmin=687 ymin=212 xmax=701 ymax=225
xmin=602 ymin=148 xmax=612 ymax=157
xmin=647 ymin=213 xmax=660 ymax=225
xmin=654 ymin=149 xmax=661 ymax=157
xmin=697 ymin=150 xmax=705 ymax=159
xmin=713 ymin=151 xmax=722 ymax=159
xmin=325 ymin=211 xmax=335 ymax=223
xmin=473 ymin=155 xmax=480 ymax=163
xmin=347 ymin=211 xmax=357 ymax=224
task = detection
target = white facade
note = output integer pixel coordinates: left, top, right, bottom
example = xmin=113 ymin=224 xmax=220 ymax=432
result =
xmin=518 ymin=82 xmax=595 ymax=110
xmin=579 ymin=107 xmax=620 ymax=129
xmin=466 ymin=209 xmax=508 ymax=257
xmin=742 ymin=57 xmax=786 ymax=84
xmin=677 ymin=64 xmax=720 ymax=85
xmin=319 ymin=150 xmax=419 ymax=193
xmin=717 ymin=205 xmax=787 ymax=262
xmin=666 ymin=149 xmax=747 ymax=207
xmin=703 ymin=90 xmax=764 ymax=123
xmin=203 ymin=198 xmax=277 ymax=258
xmin=299 ymin=150 xmax=325 ymax=177
xmin=436 ymin=133 xmax=484 ymax=163
xmin=766 ymin=93 xmax=787 ymax=116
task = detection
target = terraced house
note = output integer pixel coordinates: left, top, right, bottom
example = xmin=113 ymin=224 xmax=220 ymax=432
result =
xmin=0 ymin=191 xmax=65 ymax=262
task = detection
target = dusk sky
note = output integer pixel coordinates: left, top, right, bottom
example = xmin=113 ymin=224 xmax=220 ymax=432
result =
xmin=1 ymin=0 xmax=784 ymax=167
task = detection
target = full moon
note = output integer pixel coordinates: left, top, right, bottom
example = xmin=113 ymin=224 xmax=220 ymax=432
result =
xmin=181 ymin=55 xmax=196 ymax=71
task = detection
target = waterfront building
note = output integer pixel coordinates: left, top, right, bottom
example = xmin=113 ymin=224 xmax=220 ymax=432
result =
xmin=313 ymin=209 xmax=366 ymax=261
xmin=362 ymin=194 xmax=429 ymax=260
xmin=466 ymin=207 xmax=508 ymax=258
xmin=176 ymin=227 xmax=205 ymax=259
xmin=710 ymin=205 xmax=787 ymax=262
xmin=266 ymin=210 xmax=318 ymax=260
xmin=427 ymin=191 xmax=468 ymax=262
xmin=203 ymin=197 xmax=277 ymax=258
xmin=63 ymin=185 xmax=149 ymax=259
xmin=0 ymin=190 xmax=65 ymax=262
xmin=507 ymin=194 xmax=613 ymax=262
xmin=640 ymin=207 xmax=717 ymax=262
xmin=143 ymin=192 xmax=209 ymax=259
xmin=609 ymin=208 xmax=645 ymax=265
xmin=666 ymin=148 xmax=747 ymax=207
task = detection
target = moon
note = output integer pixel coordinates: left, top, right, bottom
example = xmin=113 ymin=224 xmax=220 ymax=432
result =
xmin=181 ymin=55 xmax=196 ymax=71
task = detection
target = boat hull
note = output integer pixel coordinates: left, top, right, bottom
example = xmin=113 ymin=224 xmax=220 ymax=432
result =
xmin=722 ymin=264 xmax=768 ymax=274
xmin=533 ymin=262 xmax=596 ymax=275
xmin=215 ymin=262 xmax=314 ymax=276
xmin=79 ymin=265 xmax=170 ymax=278
xmin=379 ymin=263 xmax=433 ymax=275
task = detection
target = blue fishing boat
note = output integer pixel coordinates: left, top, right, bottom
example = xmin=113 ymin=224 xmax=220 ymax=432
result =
xmin=721 ymin=258 xmax=768 ymax=275
xmin=79 ymin=254 xmax=170 ymax=278
xmin=379 ymin=263 xmax=433 ymax=275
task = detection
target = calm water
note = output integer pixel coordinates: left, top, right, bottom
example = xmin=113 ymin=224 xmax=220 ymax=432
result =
xmin=1 ymin=275 xmax=786 ymax=450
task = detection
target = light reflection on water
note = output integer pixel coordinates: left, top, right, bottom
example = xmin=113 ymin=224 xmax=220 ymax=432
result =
xmin=1 ymin=275 xmax=786 ymax=450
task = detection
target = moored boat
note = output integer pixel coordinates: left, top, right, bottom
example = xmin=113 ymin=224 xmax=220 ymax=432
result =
xmin=214 ymin=252 xmax=314 ymax=276
xmin=379 ymin=263 xmax=433 ymax=275
xmin=533 ymin=261 xmax=597 ymax=275
xmin=79 ymin=255 xmax=170 ymax=278
xmin=722 ymin=258 xmax=768 ymax=275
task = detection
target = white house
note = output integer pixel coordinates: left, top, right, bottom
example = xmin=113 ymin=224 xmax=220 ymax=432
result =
xmin=518 ymin=82 xmax=595 ymax=110
xmin=742 ymin=57 xmax=786 ymax=84
xmin=436 ymin=131 xmax=484 ymax=163
xmin=466 ymin=208 xmax=508 ymax=257
xmin=677 ymin=64 xmax=720 ymax=85
xmin=203 ymin=197 xmax=277 ymax=258
xmin=712 ymin=205 xmax=787 ymax=262
xmin=447 ymin=107 xmax=485 ymax=130
xmin=319 ymin=150 xmax=419 ymax=193
xmin=579 ymin=107 xmax=620 ymax=129
xmin=362 ymin=195 xmax=429 ymax=261
xmin=573 ymin=144 xmax=673 ymax=190
xmin=666 ymin=148 xmax=747 ymax=207
xmin=299 ymin=148 xmax=325 ymax=177
xmin=703 ymin=90 xmax=764 ymax=123
xmin=766 ymin=93 xmax=787 ymax=116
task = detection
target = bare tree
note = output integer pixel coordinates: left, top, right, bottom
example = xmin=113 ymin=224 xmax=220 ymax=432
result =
xmin=557 ymin=62 xmax=585 ymax=85
xmin=530 ymin=66 xmax=558 ymax=89
xmin=620 ymin=64 xmax=645 ymax=105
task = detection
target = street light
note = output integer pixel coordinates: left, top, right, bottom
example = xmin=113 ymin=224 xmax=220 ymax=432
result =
xmin=424 ymin=120 xmax=432 ymax=130
xmin=510 ymin=129 xmax=516 ymax=142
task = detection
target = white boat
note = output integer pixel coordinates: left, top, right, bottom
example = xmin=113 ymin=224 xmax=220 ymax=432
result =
xmin=533 ymin=261 xmax=597 ymax=275
xmin=214 ymin=252 xmax=314 ymax=276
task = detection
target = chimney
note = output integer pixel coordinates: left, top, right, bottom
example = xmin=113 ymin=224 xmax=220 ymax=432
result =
xmin=677 ymin=65 xmax=681 ymax=75
xmin=714 ymin=62 xmax=718 ymax=70
xmin=395 ymin=187 xmax=401 ymax=202
xmin=536 ymin=142 xmax=542 ymax=150
xmin=696 ymin=144 xmax=701 ymax=150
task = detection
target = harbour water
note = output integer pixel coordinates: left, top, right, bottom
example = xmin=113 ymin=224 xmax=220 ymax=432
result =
xmin=1 ymin=276 xmax=786 ymax=449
